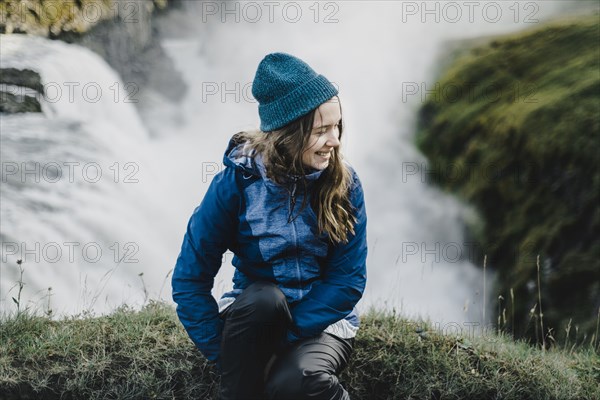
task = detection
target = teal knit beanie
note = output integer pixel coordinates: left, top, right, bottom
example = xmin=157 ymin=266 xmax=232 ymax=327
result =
xmin=252 ymin=52 xmax=339 ymax=132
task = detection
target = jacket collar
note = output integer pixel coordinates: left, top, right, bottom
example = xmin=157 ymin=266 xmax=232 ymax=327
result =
xmin=223 ymin=134 xmax=326 ymax=186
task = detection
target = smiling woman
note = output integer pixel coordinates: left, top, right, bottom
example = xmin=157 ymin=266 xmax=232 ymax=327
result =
xmin=303 ymin=99 xmax=343 ymax=171
xmin=171 ymin=52 xmax=368 ymax=400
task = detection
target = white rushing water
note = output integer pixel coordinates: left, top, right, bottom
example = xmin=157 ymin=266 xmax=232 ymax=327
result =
xmin=0 ymin=36 xmax=175 ymax=314
xmin=1 ymin=1 xmax=578 ymax=329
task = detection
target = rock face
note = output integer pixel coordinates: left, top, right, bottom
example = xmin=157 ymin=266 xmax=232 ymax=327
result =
xmin=1 ymin=68 xmax=44 ymax=93
xmin=0 ymin=91 xmax=42 ymax=113
xmin=54 ymin=0 xmax=187 ymax=103
xmin=0 ymin=0 xmax=186 ymax=113
xmin=416 ymin=15 xmax=599 ymax=343
xmin=0 ymin=68 xmax=43 ymax=113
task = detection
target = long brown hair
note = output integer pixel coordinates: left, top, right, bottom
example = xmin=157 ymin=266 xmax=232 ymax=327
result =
xmin=232 ymin=97 xmax=357 ymax=244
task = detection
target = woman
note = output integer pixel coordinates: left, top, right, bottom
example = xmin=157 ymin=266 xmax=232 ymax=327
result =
xmin=172 ymin=52 xmax=368 ymax=400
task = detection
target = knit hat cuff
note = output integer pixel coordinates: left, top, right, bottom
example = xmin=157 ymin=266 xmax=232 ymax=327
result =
xmin=258 ymin=74 xmax=338 ymax=132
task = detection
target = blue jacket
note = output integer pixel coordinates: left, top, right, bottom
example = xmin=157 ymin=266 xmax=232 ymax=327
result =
xmin=172 ymin=135 xmax=368 ymax=362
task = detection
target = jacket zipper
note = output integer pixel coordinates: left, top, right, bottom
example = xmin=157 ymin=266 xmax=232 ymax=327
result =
xmin=287 ymin=176 xmax=299 ymax=223
xmin=288 ymin=176 xmax=302 ymax=290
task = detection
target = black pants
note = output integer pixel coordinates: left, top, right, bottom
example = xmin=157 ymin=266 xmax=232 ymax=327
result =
xmin=218 ymin=281 xmax=354 ymax=400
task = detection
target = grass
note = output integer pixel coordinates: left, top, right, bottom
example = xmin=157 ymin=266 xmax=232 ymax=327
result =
xmin=1 ymin=302 xmax=598 ymax=400
xmin=0 ymin=302 xmax=217 ymax=400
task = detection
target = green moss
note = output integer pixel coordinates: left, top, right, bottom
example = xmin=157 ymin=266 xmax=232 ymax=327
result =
xmin=416 ymin=15 xmax=600 ymax=342
xmin=1 ymin=304 xmax=598 ymax=399
xmin=0 ymin=0 xmax=171 ymax=37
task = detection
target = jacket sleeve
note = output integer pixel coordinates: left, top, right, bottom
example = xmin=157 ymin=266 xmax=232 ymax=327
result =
xmin=287 ymin=168 xmax=368 ymax=342
xmin=171 ymin=167 xmax=239 ymax=362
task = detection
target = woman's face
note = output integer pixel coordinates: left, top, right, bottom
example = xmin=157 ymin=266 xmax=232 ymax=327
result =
xmin=302 ymin=98 xmax=342 ymax=171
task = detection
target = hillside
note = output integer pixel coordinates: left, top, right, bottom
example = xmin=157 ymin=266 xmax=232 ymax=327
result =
xmin=416 ymin=14 xmax=600 ymax=343
xmin=1 ymin=302 xmax=598 ymax=399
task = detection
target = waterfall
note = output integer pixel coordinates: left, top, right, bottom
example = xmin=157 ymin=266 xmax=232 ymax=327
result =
xmin=1 ymin=35 xmax=172 ymax=315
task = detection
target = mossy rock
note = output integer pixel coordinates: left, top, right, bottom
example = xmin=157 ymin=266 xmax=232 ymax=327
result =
xmin=0 ymin=0 xmax=170 ymax=37
xmin=415 ymin=15 xmax=600 ymax=342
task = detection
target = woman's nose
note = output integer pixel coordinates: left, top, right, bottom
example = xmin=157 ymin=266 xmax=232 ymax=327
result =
xmin=326 ymin=129 xmax=341 ymax=147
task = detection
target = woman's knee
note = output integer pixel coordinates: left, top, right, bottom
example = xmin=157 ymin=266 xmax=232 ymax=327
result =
xmin=265 ymin=364 xmax=340 ymax=400
xmin=229 ymin=281 xmax=290 ymax=323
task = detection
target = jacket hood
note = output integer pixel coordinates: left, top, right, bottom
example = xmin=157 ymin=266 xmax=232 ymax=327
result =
xmin=222 ymin=134 xmax=326 ymax=185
